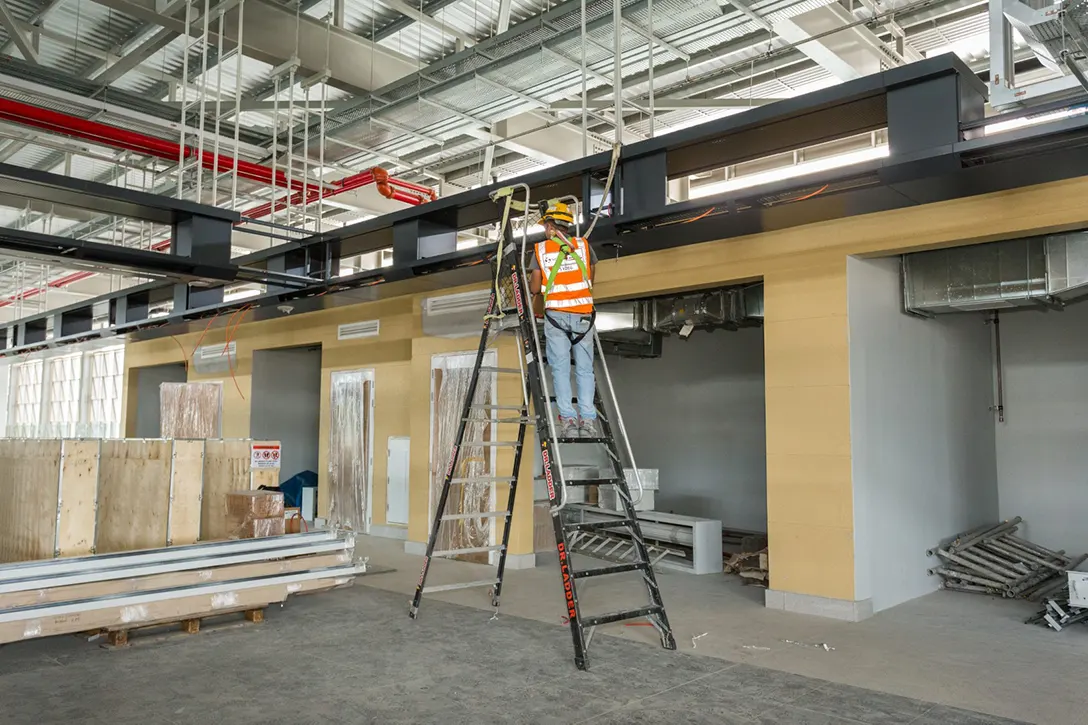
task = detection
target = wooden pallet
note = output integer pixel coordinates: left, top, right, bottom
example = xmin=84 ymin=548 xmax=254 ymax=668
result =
xmin=96 ymin=607 xmax=267 ymax=648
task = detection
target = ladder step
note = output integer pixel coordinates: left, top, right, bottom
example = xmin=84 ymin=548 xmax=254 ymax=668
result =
xmin=566 ymin=518 xmax=637 ymax=532
xmin=469 ymin=404 xmax=523 ymax=411
xmin=557 ymin=437 xmax=610 ymax=444
xmin=564 ymin=478 xmax=624 ymax=487
xmin=451 ymin=476 xmax=516 ymax=484
xmin=574 ymin=562 xmax=648 ymax=579
xmin=581 ymin=605 xmax=664 ymax=629
xmin=478 ymin=366 xmax=523 ymax=375
xmin=423 ymin=579 xmax=499 ymax=593
xmin=441 ymin=511 xmax=511 ymax=521
xmin=465 ymin=417 xmax=534 ymax=424
xmin=465 ymin=441 xmax=522 ymax=447
xmin=433 ymin=545 xmax=505 ymax=557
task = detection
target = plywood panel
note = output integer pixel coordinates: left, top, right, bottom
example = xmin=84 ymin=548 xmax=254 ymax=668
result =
xmin=96 ymin=440 xmax=172 ymax=554
xmin=168 ymin=440 xmax=205 ymax=546
xmin=202 ymin=439 xmax=253 ymax=541
xmin=55 ymin=440 xmax=101 ymax=558
xmin=0 ymin=440 xmax=62 ymax=563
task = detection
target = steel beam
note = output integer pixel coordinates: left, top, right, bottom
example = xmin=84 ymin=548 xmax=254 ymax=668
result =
xmin=773 ymin=3 xmax=896 ymax=81
xmin=0 ymin=0 xmax=39 ymax=64
xmin=549 ymin=98 xmax=784 ymax=109
xmin=620 ymin=17 xmax=689 ymax=61
xmin=382 ymin=0 xmax=477 ymax=47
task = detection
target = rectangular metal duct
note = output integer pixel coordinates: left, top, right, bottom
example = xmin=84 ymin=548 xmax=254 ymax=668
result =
xmin=903 ymin=231 xmax=1088 ymax=314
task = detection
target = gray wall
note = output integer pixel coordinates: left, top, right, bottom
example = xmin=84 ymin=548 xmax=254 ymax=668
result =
xmin=848 ymin=257 xmax=998 ymax=612
xmin=134 ymin=363 xmax=188 ymax=437
xmin=251 ymin=347 xmax=322 ymax=485
xmin=996 ymin=302 xmax=1088 ymax=555
xmin=606 ymin=326 xmax=768 ymax=531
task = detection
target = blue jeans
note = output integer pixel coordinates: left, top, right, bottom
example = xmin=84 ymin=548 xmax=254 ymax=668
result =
xmin=543 ymin=311 xmax=596 ymax=420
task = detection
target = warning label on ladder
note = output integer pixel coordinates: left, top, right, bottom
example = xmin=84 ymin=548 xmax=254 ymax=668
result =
xmin=251 ymin=444 xmax=282 ymax=469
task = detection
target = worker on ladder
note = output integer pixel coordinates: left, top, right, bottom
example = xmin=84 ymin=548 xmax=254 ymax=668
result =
xmin=528 ymin=200 xmax=599 ymax=439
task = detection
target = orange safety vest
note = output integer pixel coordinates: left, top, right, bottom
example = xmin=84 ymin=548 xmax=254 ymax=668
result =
xmin=534 ymin=236 xmax=594 ymax=315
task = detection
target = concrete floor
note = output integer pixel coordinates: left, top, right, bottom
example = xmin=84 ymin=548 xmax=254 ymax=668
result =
xmin=361 ymin=536 xmax=1087 ymax=725
xmin=0 ymin=535 xmax=1080 ymax=724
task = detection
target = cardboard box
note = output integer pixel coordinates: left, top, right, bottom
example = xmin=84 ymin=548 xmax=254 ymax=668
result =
xmin=232 ymin=516 xmax=287 ymax=539
xmin=226 ymin=490 xmax=284 ymax=519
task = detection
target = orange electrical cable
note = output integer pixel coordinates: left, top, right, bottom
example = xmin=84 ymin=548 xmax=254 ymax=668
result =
xmin=169 ymin=335 xmax=189 ymax=371
xmin=188 ymin=313 xmax=220 ymax=362
xmin=681 ymin=206 xmax=716 ymax=224
xmin=785 ymin=183 xmax=828 ymax=203
xmin=223 ymin=305 xmax=251 ymax=401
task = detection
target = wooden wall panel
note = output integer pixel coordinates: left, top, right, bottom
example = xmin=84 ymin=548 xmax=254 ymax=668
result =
xmin=168 ymin=440 xmax=205 ymax=546
xmin=96 ymin=440 xmax=172 ymax=554
xmin=201 ymin=439 xmax=252 ymax=540
xmin=0 ymin=440 xmax=62 ymax=563
xmin=55 ymin=440 xmax=101 ymax=558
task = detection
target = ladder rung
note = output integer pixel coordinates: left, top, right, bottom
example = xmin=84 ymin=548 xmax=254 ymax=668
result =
xmin=423 ymin=579 xmax=498 ymax=593
xmin=451 ymin=476 xmax=516 ymax=484
xmin=566 ymin=518 xmax=636 ymax=532
xmin=433 ymin=545 xmax=505 ymax=557
xmin=465 ymin=417 xmax=533 ymax=424
xmin=469 ymin=404 xmax=523 ymax=411
xmin=441 ymin=511 xmax=510 ymax=521
xmin=564 ymin=478 xmax=623 ymax=487
xmin=557 ymin=437 xmax=609 ymax=444
xmin=465 ymin=440 xmax=522 ymax=447
xmin=478 ymin=366 xmax=523 ymax=374
xmin=581 ymin=605 xmax=664 ymax=629
xmin=574 ymin=562 xmax=648 ymax=579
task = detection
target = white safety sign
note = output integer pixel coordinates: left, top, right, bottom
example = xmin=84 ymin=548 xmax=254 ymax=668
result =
xmin=251 ymin=443 xmax=282 ymax=469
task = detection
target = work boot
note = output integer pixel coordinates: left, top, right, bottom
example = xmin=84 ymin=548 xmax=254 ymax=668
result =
xmin=579 ymin=417 xmax=600 ymax=438
xmin=558 ymin=416 xmax=579 ymax=439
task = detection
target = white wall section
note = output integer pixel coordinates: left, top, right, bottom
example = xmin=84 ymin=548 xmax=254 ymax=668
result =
xmin=995 ymin=302 xmax=1088 ymax=555
xmin=134 ymin=363 xmax=188 ymax=438
xmin=251 ymin=347 xmax=322 ymax=484
xmin=606 ymin=327 xmax=768 ymax=532
xmin=848 ymin=257 xmax=998 ymax=613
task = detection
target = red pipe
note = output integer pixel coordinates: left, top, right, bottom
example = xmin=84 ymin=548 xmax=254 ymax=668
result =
xmin=0 ymin=98 xmax=437 ymax=308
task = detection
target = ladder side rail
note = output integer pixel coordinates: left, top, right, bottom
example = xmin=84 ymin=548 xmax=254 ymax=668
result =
xmin=409 ymin=291 xmax=501 ymax=617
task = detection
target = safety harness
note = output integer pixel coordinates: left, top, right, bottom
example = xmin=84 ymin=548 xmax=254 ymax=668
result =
xmin=541 ymin=230 xmax=595 ymax=347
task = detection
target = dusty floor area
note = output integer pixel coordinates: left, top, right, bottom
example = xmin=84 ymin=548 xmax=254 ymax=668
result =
xmin=361 ymin=535 xmax=1088 ymax=725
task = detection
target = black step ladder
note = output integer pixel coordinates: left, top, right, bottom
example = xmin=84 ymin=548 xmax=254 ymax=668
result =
xmin=408 ymin=185 xmax=676 ymax=671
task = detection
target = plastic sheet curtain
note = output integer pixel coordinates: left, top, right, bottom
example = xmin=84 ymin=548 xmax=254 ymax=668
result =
xmin=328 ymin=370 xmax=372 ymax=536
xmin=159 ymin=382 xmax=223 ymax=438
xmin=430 ymin=352 xmax=496 ymax=561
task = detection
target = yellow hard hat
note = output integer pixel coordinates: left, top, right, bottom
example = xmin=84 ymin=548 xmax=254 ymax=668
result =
xmin=541 ymin=200 xmax=574 ymax=227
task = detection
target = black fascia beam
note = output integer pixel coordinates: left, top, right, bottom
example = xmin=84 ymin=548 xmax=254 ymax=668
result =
xmin=0 ymin=162 xmax=240 ymax=226
xmin=0 ymin=227 xmax=243 ymax=283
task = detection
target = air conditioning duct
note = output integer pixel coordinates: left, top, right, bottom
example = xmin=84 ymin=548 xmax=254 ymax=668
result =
xmin=903 ymin=231 xmax=1088 ymax=314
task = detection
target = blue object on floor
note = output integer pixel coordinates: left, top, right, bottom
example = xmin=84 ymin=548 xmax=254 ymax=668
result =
xmin=278 ymin=470 xmax=318 ymax=509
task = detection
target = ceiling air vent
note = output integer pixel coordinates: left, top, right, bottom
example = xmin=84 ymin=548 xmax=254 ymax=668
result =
xmin=337 ymin=320 xmax=380 ymax=341
xmin=422 ymin=290 xmax=491 ymax=338
xmin=423 ymin=289 xmax=491 ymax=315
xmin=193 ymin=342 xmax=236 ymax=375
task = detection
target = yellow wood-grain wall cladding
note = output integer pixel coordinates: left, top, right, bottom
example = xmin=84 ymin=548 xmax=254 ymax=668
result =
xmin=121 ymin=174 xmax=1088 ymax=599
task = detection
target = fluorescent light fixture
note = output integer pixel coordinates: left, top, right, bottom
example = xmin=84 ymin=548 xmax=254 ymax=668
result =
xmin=690 ymin=144 xmax=889 ymax=198
xmin=984 ymin=106 xmax=1087 ymax=136
xmin=224 ymin=287 xmax=261 ymax=302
